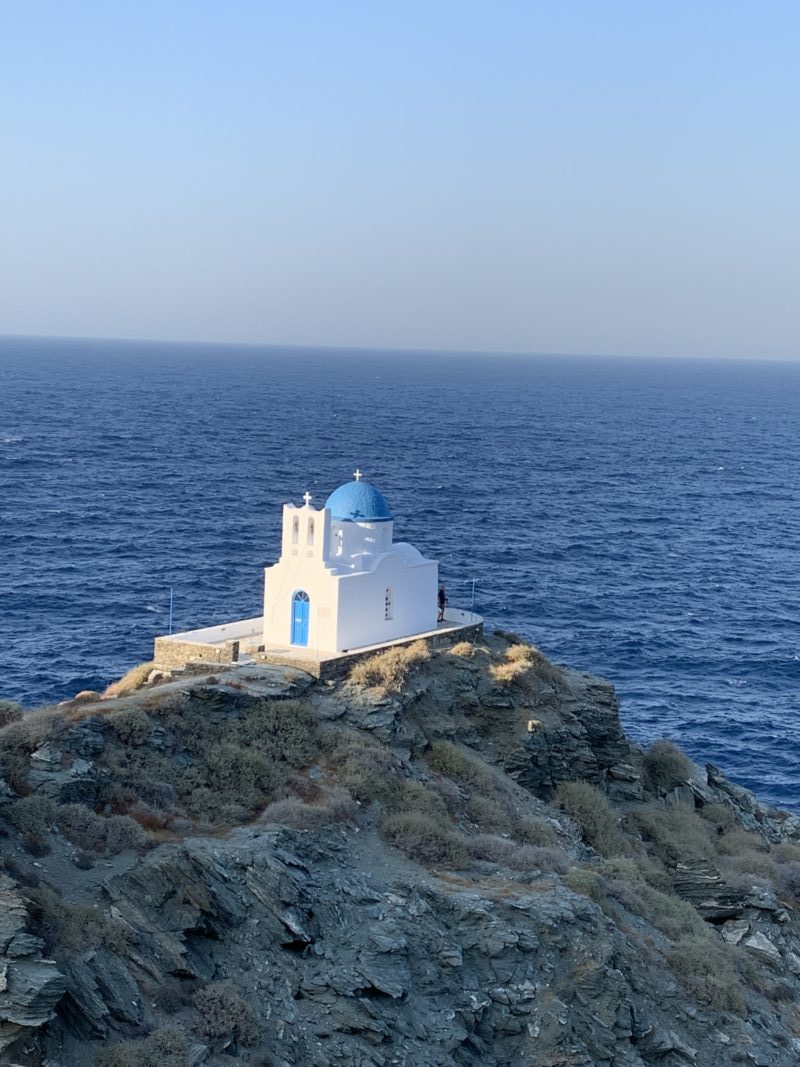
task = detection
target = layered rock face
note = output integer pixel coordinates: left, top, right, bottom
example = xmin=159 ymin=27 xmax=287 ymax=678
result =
xmin=1 ymin=638 xmax=800 ymax=1066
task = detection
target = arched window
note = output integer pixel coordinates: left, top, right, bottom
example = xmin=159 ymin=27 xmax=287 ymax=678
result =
xmin=307 ymin=518 xmax=315 ymax=546
xmin=384 ymin=587 xmax=393 ymax=621
xmin=335 ymin=529 xmax=344 ymax=555
xmin=292 ymin=516 xmax=299 ymax=545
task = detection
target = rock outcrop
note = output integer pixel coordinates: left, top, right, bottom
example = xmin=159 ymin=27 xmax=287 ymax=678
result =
xmin=2 ymin=637 xmax=800 ymax=1066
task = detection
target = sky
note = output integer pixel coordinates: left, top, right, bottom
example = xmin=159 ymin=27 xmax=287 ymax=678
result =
xmin=1 ymin=1 xmax=799 ymax=359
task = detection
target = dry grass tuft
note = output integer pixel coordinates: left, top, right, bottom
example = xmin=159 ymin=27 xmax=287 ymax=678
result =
xmin=348 ymin=640 xmax=430 ymax=695
xmin=489 ymin=641 xmax=558 ymax=687
xmin=103 ymin=661 xmax=155 ymax=699
xmin=449 ymin=641 xmax=475 ymax=658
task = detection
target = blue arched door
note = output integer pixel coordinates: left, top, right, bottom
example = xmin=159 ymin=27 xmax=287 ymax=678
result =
xmin=291 ymin=591 xmax=310 ymax=646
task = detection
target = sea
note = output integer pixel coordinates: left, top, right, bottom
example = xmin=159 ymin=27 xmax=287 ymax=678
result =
xmin=1 ymin=336 xmax=799 ymax=810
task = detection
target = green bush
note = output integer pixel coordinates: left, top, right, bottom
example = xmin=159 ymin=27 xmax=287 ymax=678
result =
xmin=236 ymin=699 xmax=319 ymax=766
xmin=563 ymin=867 xmax=610 ymax=906
xmin=426 ymin=741 xmax=504 ymax=798
xmin=668 ymin=938 xmax=745 ymax=1014
xmin=180 ymin=743 xmax=282 ymax=820
xmin=642 ymin=740 xmax=694 ymax=792
xmin=553 ymin=781 xmax=624 ymax=857
xmin=193 ymin=982 xmax=260 ymax=1047
xmin=95 ymin=1027 xmax=188 ymax=1067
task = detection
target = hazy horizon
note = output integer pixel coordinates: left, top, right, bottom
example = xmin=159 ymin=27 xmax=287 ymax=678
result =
xmin=3 ymin=2 xmax=799 ymax=361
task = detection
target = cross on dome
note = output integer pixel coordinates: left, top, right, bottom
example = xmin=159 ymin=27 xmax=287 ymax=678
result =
xmin=303 ymin=491 xmax=313 ymax=506
xmin=353 ymin=468 xmax=363 ymax=481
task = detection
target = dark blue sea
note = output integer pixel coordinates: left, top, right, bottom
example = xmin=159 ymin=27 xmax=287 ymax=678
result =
xmin=2 ymin=337 xmax=799 ymax=810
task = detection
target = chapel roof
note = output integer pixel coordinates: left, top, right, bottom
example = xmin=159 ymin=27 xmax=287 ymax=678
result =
xmin=325 ymin=476 xmax=393 ymax=523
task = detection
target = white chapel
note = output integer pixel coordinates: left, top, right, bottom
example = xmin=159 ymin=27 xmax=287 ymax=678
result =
xmin=262 ymin=471 xmax=438 ymax=653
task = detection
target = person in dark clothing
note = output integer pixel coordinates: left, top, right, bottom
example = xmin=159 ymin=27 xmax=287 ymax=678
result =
xmin=437 ymin=583 xmax=447 ymax=622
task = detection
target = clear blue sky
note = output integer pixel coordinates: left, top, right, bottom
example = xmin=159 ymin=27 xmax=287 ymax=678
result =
xmin=2 ymin=1 xmax=798 ymax=358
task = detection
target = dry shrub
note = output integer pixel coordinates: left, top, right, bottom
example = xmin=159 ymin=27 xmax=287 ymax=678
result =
xmin=642 ymin=740 xmax=695 ymax=792
xmin=154 ymin=979 xmax=200 ymax=1014
xmin=720 ymin=851 xmax=779 ymax=883
xmin=553 ymin=781 xmax=624 ymax=857
xmin=468 ymin=834 xmax=569 ymax=873
xmin=323 ymin=729 xmax=404 ymax=802
xmin=429 ymin=774 xmax=463 ymax=815
xmin=0 ymin=709 xmax=64 ymax=794
xmin=26 ymin=886 xmax=129 ymax=959
xmin=103 ymin=661 xmax=155 ymax=699
xmin=627 ymin=805 xmax=715 ymax=865
xmin=563 ymin=867 xmax=610 ymax=907
xmin=515 ymin=815 xmax=558 ymax=847
xmin=716 ymin=827 xmax=767 ymax=856
xmin=668 ymin=938 xmax=745 ymax=1014
xmin=0 ymin=700 xmax=23 ymax=728
xmin=772 ymin=841 xmax=800 ymax=863
xmin=776 ymin=861 xmax=800 ymax=900
xmin=465 ymin=794 xmax=511 ymax=833
xmin=348 ymin=640 xmax=430 ymax=694
xmin=95 ymin=1028 xmax=188 ymax=1067
xmin=193 ymin=982 xmax=260 ymax=1047
xmin=109 ymin=707 xmax=153 ymax=745
xmin=700 ymin=803 xmax=739 ymax=834
xmin=426 ymin=741 xmax=505 ymax=798
xmin=262 ymin=789 xmax=358 ymax=830
xmin=7 ymin=794 xmax=54 ymax=836
xmin=129 ymin=802 xmax=172 ymax=832
xmin=382 ymin=811 xmax=468 ymax=867
xmin=449 ymin=641 xmax=474 ymax=658
xmin=601 ymin=857 xmax=707 ymax=939
xmin=55 ymin=804 xmax=149 ymax=855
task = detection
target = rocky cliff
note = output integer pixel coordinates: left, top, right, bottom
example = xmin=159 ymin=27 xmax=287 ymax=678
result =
xmin=1 ymin=633 xmax=800 ymax=1066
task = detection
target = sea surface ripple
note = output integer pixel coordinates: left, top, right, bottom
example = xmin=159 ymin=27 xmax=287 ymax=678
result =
xmin=1 ymin=337 xmax=799 ymax=809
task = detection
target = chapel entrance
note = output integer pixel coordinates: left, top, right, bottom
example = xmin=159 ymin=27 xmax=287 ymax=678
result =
xmin=291 ymin=590 xmax=310 ymax=646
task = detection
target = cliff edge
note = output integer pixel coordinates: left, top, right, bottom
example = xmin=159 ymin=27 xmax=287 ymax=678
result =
xmin=1 ymin=633 xmax=799 ymax=1066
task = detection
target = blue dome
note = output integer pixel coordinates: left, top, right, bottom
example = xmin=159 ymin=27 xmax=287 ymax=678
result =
xmin=325 ymin=479 xmax=393 ymax=522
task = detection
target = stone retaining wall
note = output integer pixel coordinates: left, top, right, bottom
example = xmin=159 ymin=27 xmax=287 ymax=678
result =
xmin=254 ymin=620 xmax=484 ymax=681
xmin=154 ymin=636 xmax=240 ymax=670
